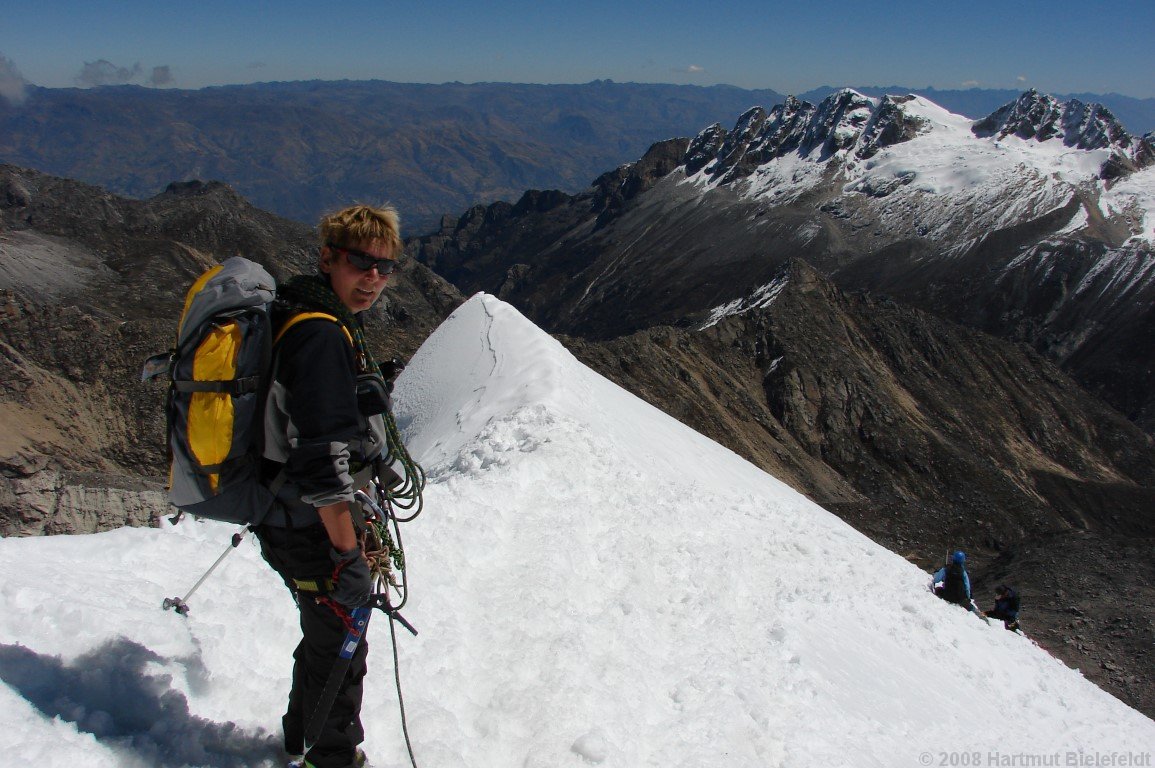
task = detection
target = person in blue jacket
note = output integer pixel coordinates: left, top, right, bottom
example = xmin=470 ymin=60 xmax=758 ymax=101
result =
xmin=932 ymin=551 xmax=973 ymax=609
xmin=984 ymin=585 xmax=1022 ymax=631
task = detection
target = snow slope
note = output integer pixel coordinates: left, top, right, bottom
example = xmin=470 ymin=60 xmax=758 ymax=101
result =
xmin=1 ymin=293 xmax=1152 ymax=768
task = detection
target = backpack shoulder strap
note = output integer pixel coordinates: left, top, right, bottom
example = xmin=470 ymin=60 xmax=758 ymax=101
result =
xmin=274 ymin=311 xmax=354 ymax=348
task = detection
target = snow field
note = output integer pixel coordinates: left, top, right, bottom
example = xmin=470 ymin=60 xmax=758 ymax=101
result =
xmin=1 ymin=293 xmax=1152 ymax=768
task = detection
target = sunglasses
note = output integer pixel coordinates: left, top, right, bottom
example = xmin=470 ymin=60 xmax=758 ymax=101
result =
xmin=327 ymin=243 xmax=398 ymax=275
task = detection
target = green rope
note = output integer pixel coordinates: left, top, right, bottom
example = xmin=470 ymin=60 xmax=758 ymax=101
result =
xmin=382 ymin=412 xmax=426 ymax=522
xmin=364 ymin=412 xmax=425 ymax=603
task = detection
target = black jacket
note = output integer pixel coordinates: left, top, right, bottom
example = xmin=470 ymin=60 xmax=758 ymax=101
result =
xmin=261 ymin=316 xmax=386 ymax=526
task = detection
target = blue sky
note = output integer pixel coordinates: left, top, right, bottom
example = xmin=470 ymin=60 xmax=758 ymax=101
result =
xmin=1 ymin=0 xmax=1152 ymax=98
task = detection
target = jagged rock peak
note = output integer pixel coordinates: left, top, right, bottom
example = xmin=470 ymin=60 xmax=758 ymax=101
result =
xmin=972 ymin=89 xmax=1133 ymax=152
xmin=857 ymin=94 xmax=929 ymax=160
xmin=800 ymin=89 xmax=877 ymax=159
xmin=683 ymin=90 xmax=934 ymax=185
xmin=684 ymin=123 xmax=728 ymax=176
xmin=590 ymin=137 xmax=688 ymax=226
xmin=679 ymin=122 xmax=725 ymax=175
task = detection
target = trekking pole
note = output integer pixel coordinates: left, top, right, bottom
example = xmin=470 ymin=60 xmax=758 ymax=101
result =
xmin=303 ymin=605 xmax=373 ymax=751
xmin=162 ymin=528 xmax=248 ymax=615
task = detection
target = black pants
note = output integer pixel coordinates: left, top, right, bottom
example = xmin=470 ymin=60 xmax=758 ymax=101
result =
xmin=986 ymin=607 xmax=1020 ymax=629
xmin=256 ymin=522 xmax=369 ymax=768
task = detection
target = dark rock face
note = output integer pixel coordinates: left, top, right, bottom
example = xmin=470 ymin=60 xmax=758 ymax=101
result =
xmin=973 ymin=89 xmax=1129 ymax=150
xmin=856 ymin=95 xmax=928 ymax=160
xmin=590 ymin=138 xmax=689 ymax=227
xmin=0 ymin=164 xmax=464 ymax=535
xmin=684 ymin=124 xmax=728 ymax=176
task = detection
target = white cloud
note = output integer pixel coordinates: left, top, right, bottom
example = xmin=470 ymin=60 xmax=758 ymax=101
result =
xmin=149 ymin=65 xmax=174 ymax=86
xmin=962 ymin=80 xmax=980 ymax=88
xmin=0 ymin=54 xmax=28 ymax=105
xmin=75 ymin=59 xmax=143 ymax=87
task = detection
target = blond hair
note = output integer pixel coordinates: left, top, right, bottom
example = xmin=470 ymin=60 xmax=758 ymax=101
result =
xmin=318 ymin=204 xmax=401 ymax=256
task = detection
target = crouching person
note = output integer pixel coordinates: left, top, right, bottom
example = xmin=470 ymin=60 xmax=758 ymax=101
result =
xmin=985 ymin=584 xmax=1022 ymax=631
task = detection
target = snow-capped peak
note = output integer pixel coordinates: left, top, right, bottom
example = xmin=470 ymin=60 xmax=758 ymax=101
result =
xmin=972 ymin=89 xmax=1131 ymax=152
xmin=680 ymin=90 xmax=1155 ymax=244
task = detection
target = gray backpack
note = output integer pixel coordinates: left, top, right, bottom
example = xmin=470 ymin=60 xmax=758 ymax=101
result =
xmin=143 ymin=257 xmax=280 ymax=525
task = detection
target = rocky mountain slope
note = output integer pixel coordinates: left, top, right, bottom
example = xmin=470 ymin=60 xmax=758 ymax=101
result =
xmin=0 ymin=164 xmax=463 ymax=534
xmin=413 ymin=89 xmax=1155 ymax=432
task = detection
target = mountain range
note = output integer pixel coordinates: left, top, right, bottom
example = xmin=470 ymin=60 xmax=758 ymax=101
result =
xmin=414 ymin=89 xmax=1155 ymax=431
xmin=410 ymin=88 xmax=1155 ymax=713
xmin=1 ymin=80 xmax=1152 ymax=236
xmin=0 ymin=80 xmax=784 ymax=234
xmin=1 ymin=86 xmax=1154 ymax=715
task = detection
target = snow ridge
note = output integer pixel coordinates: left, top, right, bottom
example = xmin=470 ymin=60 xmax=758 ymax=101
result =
xmin=1 ymin=294 xmax=1154 ymax=768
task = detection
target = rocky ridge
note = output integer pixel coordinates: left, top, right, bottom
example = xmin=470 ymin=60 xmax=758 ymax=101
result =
xmin=691 ymin=88 xmax=1153 ymax=190
xmin=685 ymin=91 xmax=931 ymax=183
xmin=974 ymin=90 xmax=1141 ymax=158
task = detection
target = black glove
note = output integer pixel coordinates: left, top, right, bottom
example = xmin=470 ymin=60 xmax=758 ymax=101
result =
xmin=329 ymin=546 xmax=373 ymax=608
xmin=379 ymin=357 xmax=406 ymax=391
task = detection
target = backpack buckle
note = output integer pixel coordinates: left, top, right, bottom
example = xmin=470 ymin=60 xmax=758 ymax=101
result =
xmin=141 ymin=350 xmax=175 ymax=381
